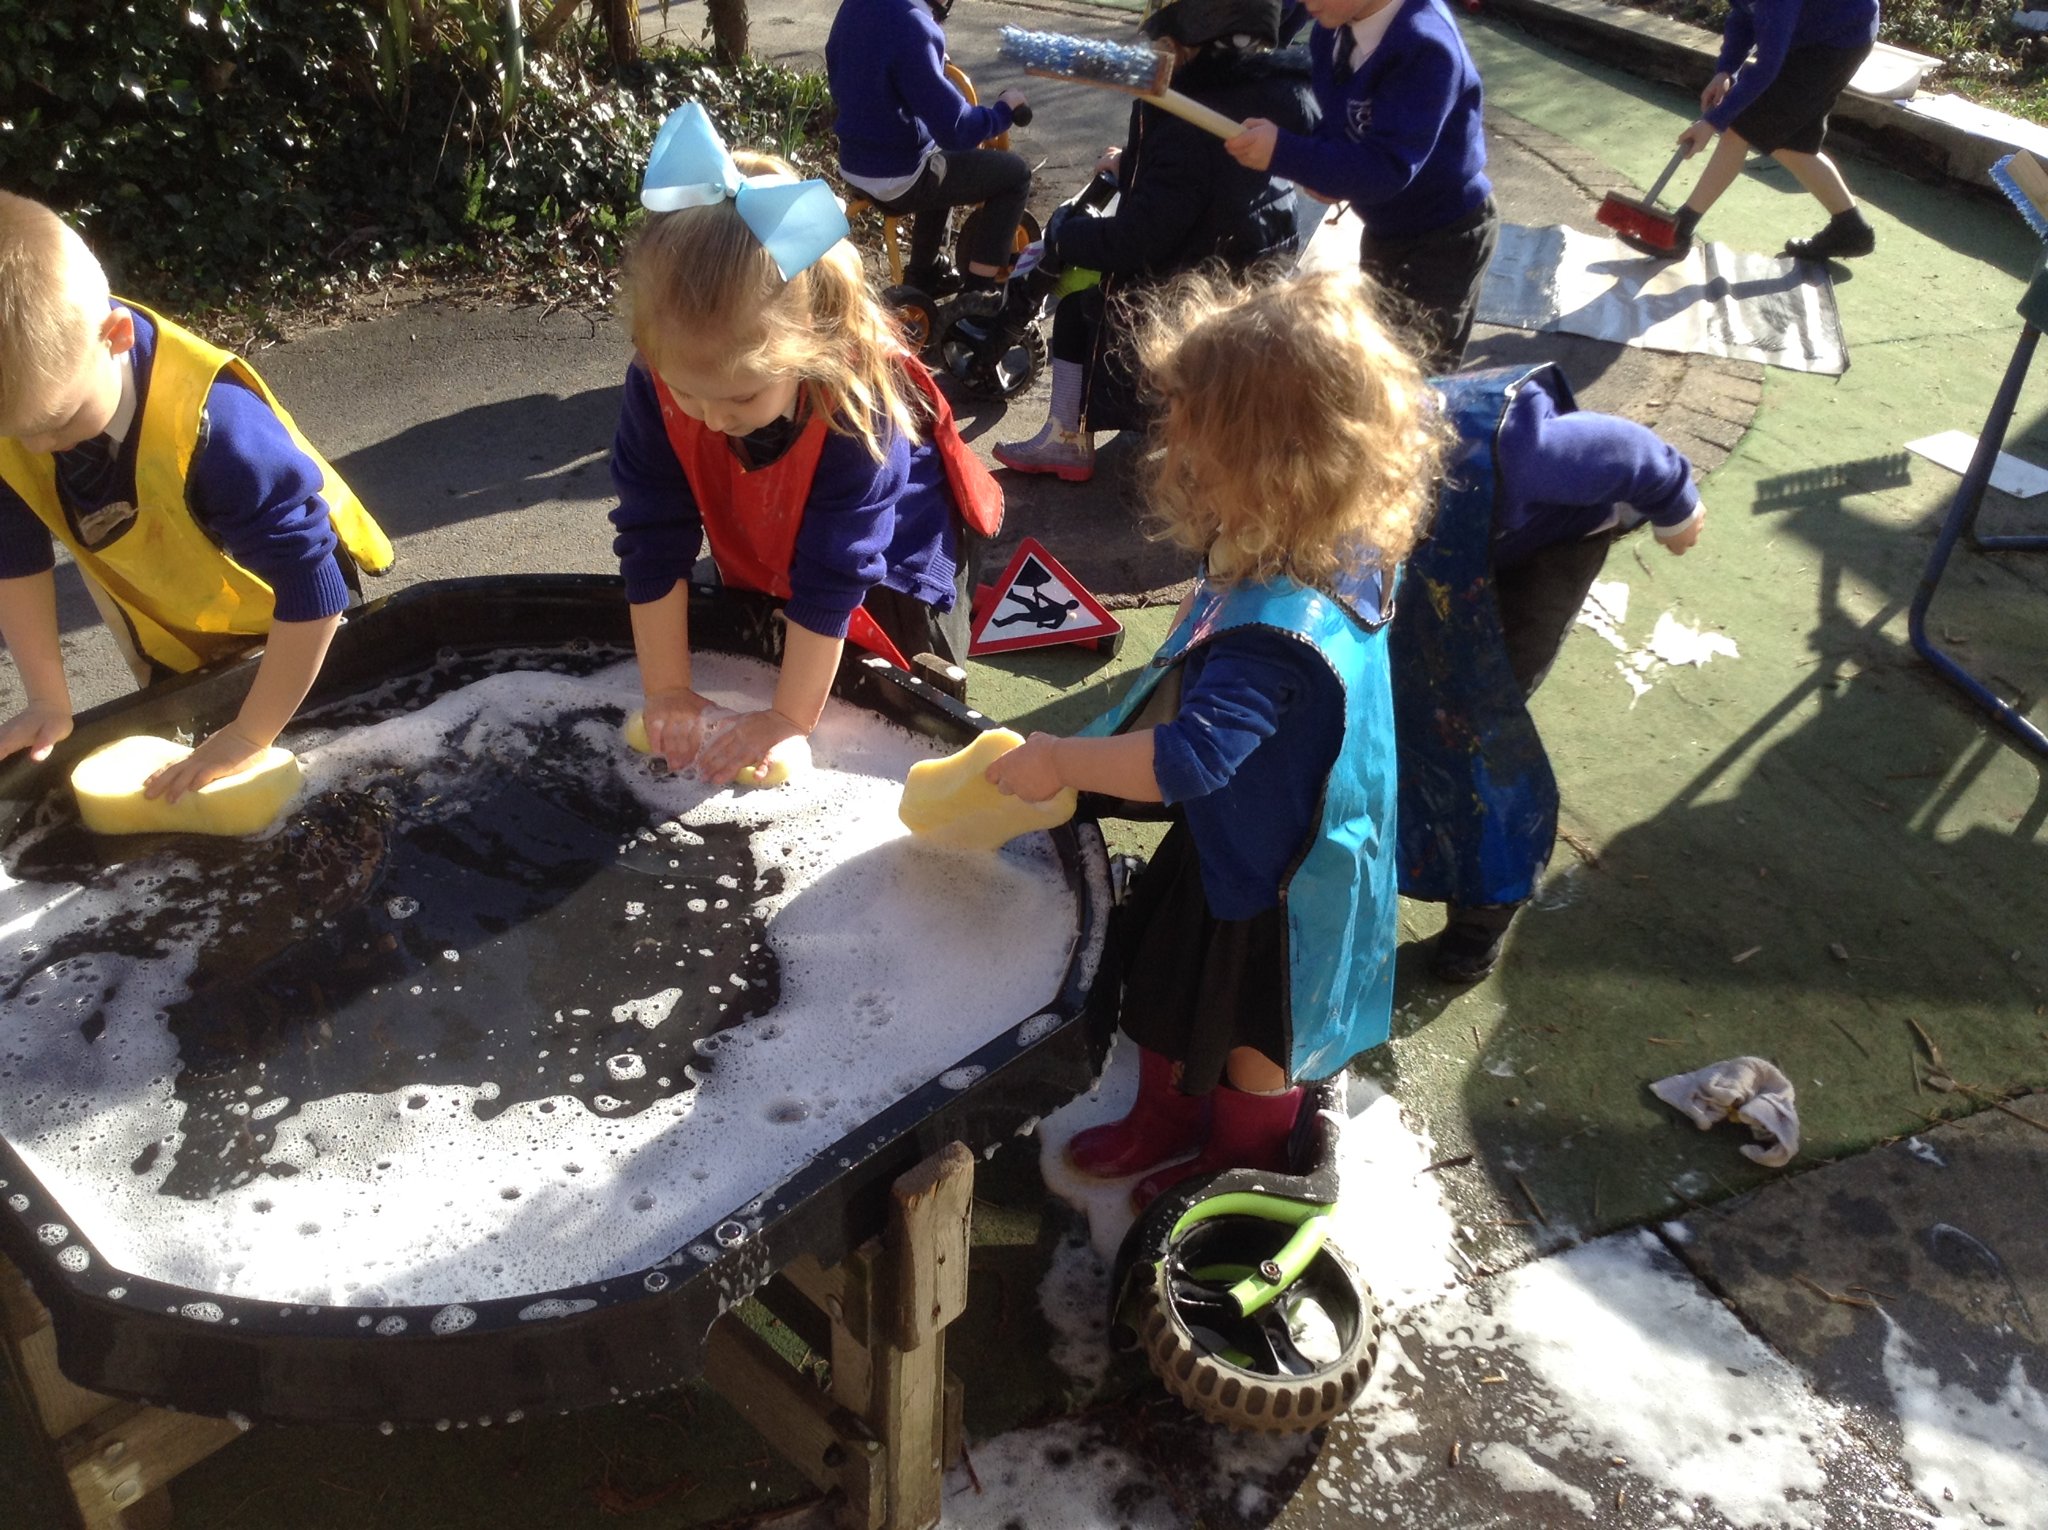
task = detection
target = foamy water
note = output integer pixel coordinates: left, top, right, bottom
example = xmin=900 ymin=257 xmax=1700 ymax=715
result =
xmin=0 ymin=655 xmax=1080 ymax=1309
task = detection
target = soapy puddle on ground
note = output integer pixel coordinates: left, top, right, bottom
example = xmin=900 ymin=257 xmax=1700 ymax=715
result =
xmin=0 ymin=651 xmax=1079 ymax=1309
xmin=999 ymin=1044 xmax=2016 ymax=1527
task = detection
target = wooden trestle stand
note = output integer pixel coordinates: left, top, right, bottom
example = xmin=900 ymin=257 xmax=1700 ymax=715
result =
xmin=0 ymin=1139 xmax=974 ymax=1530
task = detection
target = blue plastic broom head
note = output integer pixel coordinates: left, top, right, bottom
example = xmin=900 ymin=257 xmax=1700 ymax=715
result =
xmin=997 ymin=26 xmax=1173 ymax=94
xmin=1990 ymin=152 xmax=2048 ymax=244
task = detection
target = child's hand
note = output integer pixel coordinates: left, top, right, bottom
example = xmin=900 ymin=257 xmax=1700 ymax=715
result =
xmin=1657 ymin=504 xmax=1706 ymax=556
xmin=145 ymin=725 xmax=265 ymax=804
xmin=1700 ymin=72 xmax=1732 ymax=112
xmin=697 ymin=707 xmax=806 ymax=787
xmin=1093 ymin=145 xmax=1122 ymax=176
xmin=986 ymin=732 xmax=1067 ymax=803
xmin=1224 ymin=120 xmax=1279 ymax=173
xmin=1676 ymin=119 xmax=1716 ymax=156
xmin=0 ymin=701 xmax=73 ymax=764
xmin=641 ymin=687 xmax=717 ymax=771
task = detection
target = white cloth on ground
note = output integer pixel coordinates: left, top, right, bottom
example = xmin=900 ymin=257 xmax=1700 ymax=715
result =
xmin=1651 ymin=1055 xmax=1800 ymax=1168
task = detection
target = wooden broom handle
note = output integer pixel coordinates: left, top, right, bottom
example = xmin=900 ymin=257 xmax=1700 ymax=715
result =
xmin=1146 ymin=89 xmax=1247 ymax=140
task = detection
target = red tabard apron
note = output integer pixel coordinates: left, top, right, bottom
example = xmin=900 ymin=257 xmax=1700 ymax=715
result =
xmin=651 ymin=357 xmax=1003 ymax=670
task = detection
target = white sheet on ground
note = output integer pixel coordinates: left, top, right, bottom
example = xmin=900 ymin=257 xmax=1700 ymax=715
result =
xmin=1476 ymin=222 xmax=1848 ymax=376
xmin=1906 ymin=427 xmax=2048 ymax=498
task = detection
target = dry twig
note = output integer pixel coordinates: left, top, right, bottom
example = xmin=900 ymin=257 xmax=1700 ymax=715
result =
xmin=1794 ymin=1273 xmax=1877 ymax=1310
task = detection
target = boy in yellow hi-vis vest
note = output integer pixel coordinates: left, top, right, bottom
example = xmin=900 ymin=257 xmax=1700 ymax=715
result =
xmin=0 ymin=192 xmax=392 ymax=802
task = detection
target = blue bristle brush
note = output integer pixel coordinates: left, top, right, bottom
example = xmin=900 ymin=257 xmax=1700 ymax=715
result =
xmin=997 ymin=26 xmax=1247 ymax=141
xmin=1990 ymin=151 xmax=2048 ymax=243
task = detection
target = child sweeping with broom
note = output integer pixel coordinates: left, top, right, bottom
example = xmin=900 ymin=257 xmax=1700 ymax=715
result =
xmin=1665 ymin=0 xmax=1880 ymax=261
xmin=986 ymin=266 xmax=1443 ymax=1208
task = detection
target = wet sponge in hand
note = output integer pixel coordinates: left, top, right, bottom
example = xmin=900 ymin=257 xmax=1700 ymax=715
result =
xmin=621 ymin=708 xmax=806 ymax=787
xmin=898 ymin=729 xmax=1077 ymax=851
xmin=71 ymin=735 xmax=302 ymax=837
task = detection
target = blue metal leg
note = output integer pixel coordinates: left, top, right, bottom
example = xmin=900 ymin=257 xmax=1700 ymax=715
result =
xmin=1907 ymin=324 xmax=2048 ymax=757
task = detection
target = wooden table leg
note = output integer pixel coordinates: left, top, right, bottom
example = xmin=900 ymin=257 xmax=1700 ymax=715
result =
xmin=711 ymin=1139 xmax=976 ymax=1530
xmin=0 ymin=1257 xmax=241 ymax=1530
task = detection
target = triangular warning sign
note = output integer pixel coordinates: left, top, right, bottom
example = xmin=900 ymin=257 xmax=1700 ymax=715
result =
xmin=968 ymin=537 xmax=1123 ymax=657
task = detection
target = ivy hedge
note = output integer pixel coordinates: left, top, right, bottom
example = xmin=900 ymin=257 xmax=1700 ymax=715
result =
xmin=0 ymin=2 xmax=834 ymax=319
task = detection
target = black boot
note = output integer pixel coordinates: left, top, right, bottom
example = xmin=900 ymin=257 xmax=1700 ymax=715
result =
xmin=1669 ymin=205 xmax=1701 ymax=256
xmin=901 ymin=259 xmax=960 ymax=297
xmin=1785 ymin=210 xmax=1875 ymax=262
xmin=1431 ymin=903 xmax=1522 ymax=983
xmin=954 ymin=274 xmax=1005 ymax=319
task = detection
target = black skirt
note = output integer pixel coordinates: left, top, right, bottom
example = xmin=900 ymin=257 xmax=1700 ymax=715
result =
xmin=1730 ymin=42 xmax=1872 ymax=155
xmin=860 ymin=517 xmax=982 ymax=665
xmin=1114 ymin=819 xmax=1290 ymax=1094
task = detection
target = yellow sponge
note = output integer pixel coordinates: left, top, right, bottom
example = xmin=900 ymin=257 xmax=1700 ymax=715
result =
xmin=898 ymin=729 xmax=1077 ymax=851
xmin=621 ymin=708 xmax=803 ymax=787
xmin=71 ymin=735 xmax=302 ymax=837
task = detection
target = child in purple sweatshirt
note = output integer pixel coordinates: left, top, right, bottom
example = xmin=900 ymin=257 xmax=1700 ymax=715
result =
xmin=1395 ymin=365 xmax=1704 ymax=983
xmin=826 ymin=0 xmax=1032 ymax=304
xmin=1662 ymin=0 xmax=1880 ymax=262
xmin=1225 ymin=0 xmax=1495 ymax=371
xmin=0 ymin=192 xmax=391 ymax=803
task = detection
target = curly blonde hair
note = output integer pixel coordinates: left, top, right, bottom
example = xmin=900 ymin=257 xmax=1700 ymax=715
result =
xmin=0 ymin=192 xmax=108 ymax=438
xmin=621 ymin=151 xmax=919 ymax=461
xmin=1136 ymin=265 xmax=1446 ymax=587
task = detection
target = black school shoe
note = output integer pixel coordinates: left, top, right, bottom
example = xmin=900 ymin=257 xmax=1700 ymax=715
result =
xmin=901 ymin=260 xmax=963 ymax=297
xmin=1785 ymin=212 xmax=1875 ymax=262
xmin=1430 ymin=904 xmax=1522 ymax=984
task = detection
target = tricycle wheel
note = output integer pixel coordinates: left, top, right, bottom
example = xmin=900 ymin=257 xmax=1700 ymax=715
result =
xmin=1135 ymin=1226 xmax=1378 ymax=1433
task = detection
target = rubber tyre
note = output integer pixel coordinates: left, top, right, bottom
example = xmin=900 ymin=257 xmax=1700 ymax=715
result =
xmin=1014 ymin=210 xmax=1044 ymax=258
xmin=1135 ymin=1242 xmax=1379 ymax=1434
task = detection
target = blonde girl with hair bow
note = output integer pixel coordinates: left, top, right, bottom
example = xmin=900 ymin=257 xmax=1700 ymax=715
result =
xmin=610 ymin=104 xmax=1003 ymax=785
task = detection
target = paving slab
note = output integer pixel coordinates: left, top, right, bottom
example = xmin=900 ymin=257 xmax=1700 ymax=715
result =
xmin=1671 ymin=1092 xmax=2048 ymax=1520
xmin=1273 ymin=1230 xmax=1927 ymax=1528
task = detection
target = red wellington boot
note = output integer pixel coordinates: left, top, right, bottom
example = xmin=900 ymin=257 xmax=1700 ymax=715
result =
xmin=1131 ymin=1084 xmax=1305 ymax=1210
xmin=1065 ymin=1046 xmax=1208 ymax=1179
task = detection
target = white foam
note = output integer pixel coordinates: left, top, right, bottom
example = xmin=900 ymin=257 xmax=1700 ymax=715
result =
xmin=0 ymin=656 xmax=1080 ymax=1308
xmin=1881 ymin=1312 xmax=2048 ymax=1523
xmin=1467 ymin=1440 xmax=1597 ymax=1516
xmin=1489 ymin=1230 xmax=1834 ymax=1526
xmin=1037 ymin=1228 xmax=1115 ymax=1394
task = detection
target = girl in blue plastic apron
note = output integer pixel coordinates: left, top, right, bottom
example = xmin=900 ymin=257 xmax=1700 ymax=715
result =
xmin=987 ymin=266 xmax=1445 ymax=1209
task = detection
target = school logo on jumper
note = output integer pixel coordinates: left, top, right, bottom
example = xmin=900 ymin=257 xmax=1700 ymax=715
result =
xmin=1347 ymin=98 xmax=1373 ymax=139
xmin=968 ymin=537 xmax=1122 ymax=657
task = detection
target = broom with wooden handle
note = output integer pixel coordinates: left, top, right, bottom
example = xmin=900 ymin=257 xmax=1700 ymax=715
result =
xmin=996 ymin=26 xmax=1246 ymax=140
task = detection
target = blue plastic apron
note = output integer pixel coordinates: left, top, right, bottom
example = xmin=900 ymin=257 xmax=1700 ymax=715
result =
xmin=1083 ymin=566 xmax=1400 ymax=1077
xmin=1391 ymin=365 xmax=1566 ymax=908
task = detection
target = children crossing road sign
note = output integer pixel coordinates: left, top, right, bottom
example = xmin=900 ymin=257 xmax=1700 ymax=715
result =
xmin=968 ymin=538 xmax=1124 ymax=657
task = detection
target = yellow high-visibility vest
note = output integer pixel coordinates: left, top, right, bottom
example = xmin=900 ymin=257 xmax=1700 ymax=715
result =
xmin=0 ymin=301 xmax=392 ymax=673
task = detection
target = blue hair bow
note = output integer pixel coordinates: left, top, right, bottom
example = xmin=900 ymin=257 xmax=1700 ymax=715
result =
xmin=641 ymin=102 xmax=849 ymax=281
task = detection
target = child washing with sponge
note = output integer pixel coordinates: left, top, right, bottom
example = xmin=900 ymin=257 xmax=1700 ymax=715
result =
xmin=609 ymin=104 xmax=1002 ymax=785
xmin=986 ymin=266 xmax=1443 ymax=1208
xmin=0 ymin=191 xmax=391 ymax=804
